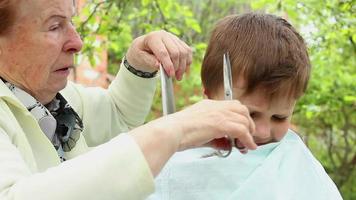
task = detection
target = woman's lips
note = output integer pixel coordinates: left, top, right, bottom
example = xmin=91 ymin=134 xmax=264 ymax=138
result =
xmin=54 ymin=67 xmax=71 ymax=76
xmin=56 ymin=67 xmax=69 ymax=71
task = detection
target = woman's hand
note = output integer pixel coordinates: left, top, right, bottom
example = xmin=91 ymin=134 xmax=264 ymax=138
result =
xmin=130 ymin=99 xmax=256 ymax=176
xmin=166 ymin=99 xmax=257 ymax=151
xmin=125 ymin=30 xmax=192 ymax=80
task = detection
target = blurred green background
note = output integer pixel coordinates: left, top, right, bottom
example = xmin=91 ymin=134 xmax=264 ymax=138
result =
xmin=74 ymin=0 xmax=355 ymax=199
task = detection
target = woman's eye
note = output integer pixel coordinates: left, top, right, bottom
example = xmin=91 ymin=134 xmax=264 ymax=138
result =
xmin=49 ymin=24 xmax=60 ymax=31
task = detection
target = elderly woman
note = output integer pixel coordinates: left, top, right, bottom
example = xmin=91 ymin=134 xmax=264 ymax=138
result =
xmin=0 ymin=0 xmax=257 ymax=199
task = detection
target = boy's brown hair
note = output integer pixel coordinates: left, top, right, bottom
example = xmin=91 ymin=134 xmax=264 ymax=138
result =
xmin=201 ymin=12 xmax=311 ymax=99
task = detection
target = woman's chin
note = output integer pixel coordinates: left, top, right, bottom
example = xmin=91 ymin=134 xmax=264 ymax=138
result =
xmin=49 ymin=79 xmax=69 ymax=94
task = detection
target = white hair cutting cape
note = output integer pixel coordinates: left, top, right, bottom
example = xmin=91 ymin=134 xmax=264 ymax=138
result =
xmin=147 ymin=130 xmax=342 ymax=200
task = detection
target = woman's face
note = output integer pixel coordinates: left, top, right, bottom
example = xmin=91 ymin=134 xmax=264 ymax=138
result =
xmin=0 ymin=0 xmax=82 ymax=104
xmin=210 ymin=86 xmax=296 ymax=145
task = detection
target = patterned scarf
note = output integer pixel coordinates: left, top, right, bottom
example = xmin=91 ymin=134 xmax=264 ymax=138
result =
xmin=2 ymin=79 xmax=83 ymax=162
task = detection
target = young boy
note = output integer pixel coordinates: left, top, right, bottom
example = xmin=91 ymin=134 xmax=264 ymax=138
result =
xmin=148 ymin=13 xmax=342 ymax=200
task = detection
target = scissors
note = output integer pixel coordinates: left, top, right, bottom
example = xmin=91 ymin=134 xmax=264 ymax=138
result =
xmin=215 ymin=52 xmax=236 ymax=157
xmin=160 ymin=58 xmax=235 ymax=158
xmin=160 ymin=64 xmax=176 ymax=115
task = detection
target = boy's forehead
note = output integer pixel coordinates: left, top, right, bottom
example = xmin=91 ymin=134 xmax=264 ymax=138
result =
xmin=207 ymin=76 xmax=246 ymax=98
xmin=210 ymin=85 xmax=296 ymax=112
xmin=239 ymin=91 xmax=296 ymax=116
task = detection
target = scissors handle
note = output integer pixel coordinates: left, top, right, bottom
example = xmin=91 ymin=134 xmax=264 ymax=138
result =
xmin=160 ymin=65 xmax=176 ymax=115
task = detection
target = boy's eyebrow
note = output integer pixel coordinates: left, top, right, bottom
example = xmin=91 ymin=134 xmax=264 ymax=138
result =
xmin=245 ymin=104 xmax=293 ymax=115
xmin=244 ymin=105 xmax=260 ymax=113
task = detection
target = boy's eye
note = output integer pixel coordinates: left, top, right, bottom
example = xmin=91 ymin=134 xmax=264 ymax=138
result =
xmin=249 ymin=112 xmax=257 ymax=119
xmin=272 ymin=115 xmax=288 ymax=122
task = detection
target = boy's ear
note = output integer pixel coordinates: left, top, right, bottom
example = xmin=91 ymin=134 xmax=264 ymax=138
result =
xmin=203 ymin=88 xmax=211 ymax=99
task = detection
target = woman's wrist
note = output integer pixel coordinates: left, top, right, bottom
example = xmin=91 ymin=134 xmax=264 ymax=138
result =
xmin=130 ymin=119 xmax=178 ymax=176
xmin=123 ymin=57 xmax=158 ymax=78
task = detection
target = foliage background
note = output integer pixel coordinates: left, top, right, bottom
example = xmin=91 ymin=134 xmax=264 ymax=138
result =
xmin=74 ymin=0 xmax=355 ymax=199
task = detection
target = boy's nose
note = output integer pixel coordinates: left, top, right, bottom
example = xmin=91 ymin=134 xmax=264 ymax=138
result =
xmin=255 ymin=120 xmax=271 ymax=139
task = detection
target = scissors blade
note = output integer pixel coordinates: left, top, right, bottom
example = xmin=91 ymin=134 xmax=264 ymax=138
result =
xmin=223 ymin=53 xmax=233 ymax=101
xmin=160 ymin=65 xmax=176 ymax=115
xmin=216 ymin=52 xmax=235 ymax=157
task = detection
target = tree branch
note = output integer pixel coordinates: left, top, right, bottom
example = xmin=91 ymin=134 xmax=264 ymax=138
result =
xmin=78 ymin=0 xmax=108 ymax=36
xmin=153 ymin=0 xmax=169 ymax=30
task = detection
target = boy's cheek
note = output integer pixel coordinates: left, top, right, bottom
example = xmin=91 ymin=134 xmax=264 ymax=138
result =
xmin=275 ymin=123 xmax=291 ymax=140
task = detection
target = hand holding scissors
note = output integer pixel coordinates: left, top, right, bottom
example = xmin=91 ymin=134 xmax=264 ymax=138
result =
xmin=213 ymin=53 xmax=236 ymax=157
xmin=160 ymin=55 xmax=255 ymax=158
xmin=215 ymin=53 xmax=251 ymax=157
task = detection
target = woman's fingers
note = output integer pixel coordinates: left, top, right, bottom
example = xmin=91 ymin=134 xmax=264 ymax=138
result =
xmin=206 ymin=137 xmax=232 ymax=151
xmin=171 ymin=100 xmax=257 ymax=151
xmin=126 ymin=30 xmax=192 ymax=79
xmin=168 ymin=32 xmax=192 ymax=80
xmin=223 ymin=121 xmax=257 ymax=150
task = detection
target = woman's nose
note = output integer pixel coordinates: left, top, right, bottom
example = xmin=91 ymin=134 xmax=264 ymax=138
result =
xmin=63 ymin=26 xmax=83 ymax=54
